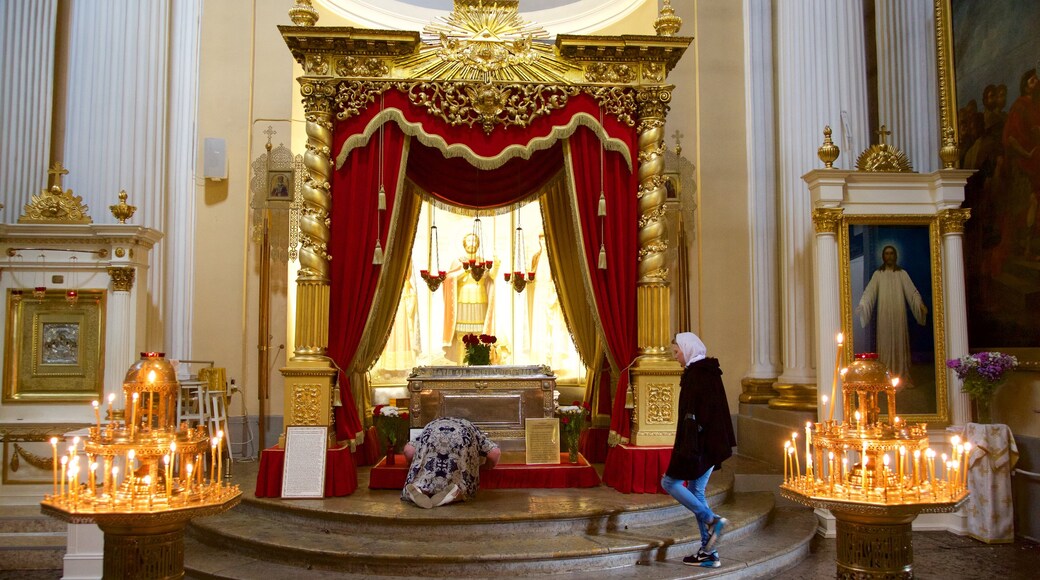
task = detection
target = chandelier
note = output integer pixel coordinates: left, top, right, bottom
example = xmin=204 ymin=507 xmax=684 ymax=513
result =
xmin=462 ymin=218 xmax=492 ymax=281
xmin=420 ymin=208 xmax=446 ymax=291
xmin=503 ymin=214 xmax=534 ymax=293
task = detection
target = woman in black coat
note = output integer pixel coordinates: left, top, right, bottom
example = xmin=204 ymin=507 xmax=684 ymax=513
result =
xmin=661 ymin=332 xmax=737 ymax=568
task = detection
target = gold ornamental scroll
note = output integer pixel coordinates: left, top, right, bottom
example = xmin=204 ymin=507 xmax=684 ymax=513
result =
xmin=630 ymin=85 xmax=681 ymax=446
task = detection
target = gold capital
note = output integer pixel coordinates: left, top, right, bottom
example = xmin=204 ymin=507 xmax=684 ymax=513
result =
xmin=812 ymin=208 xmax=844 ymax=234
xmin=107 ymin=267 xmax=136 ymax=292
xmin=938 ymin=208 xmax=971 ymax=235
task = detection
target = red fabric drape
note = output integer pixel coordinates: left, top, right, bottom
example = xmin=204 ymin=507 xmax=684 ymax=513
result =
xmin=602 ymin=445 xmax=672 ymax=494
xmin=334 ymin=90 xmax=635 ymax=162
xmin=255 ymin=446 xmax=357 ymax=497
xmin=407 ymin=140 xmax=563 ymax=208
xmin=566 ymin=126 xmax=639 ymax=444
xmin=328 ymin=123 xmax=407 ymax=442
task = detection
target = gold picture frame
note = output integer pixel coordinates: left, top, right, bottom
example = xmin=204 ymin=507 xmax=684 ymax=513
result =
xmin=267 ymin=170 xmax=294 ymax=203
xmin=2 ymin=289 xmax=107 ymax=403
xmin=934 ymin=0 xmax=1040 ymax=371
xmin=839 ymin=215 xmax=948 ymax=426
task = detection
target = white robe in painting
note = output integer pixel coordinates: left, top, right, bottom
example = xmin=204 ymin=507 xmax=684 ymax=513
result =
xmin=857 ymin=268 xmax=927 ymax=382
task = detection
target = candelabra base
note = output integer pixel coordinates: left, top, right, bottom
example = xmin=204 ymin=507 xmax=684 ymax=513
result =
xmin=834 ymin=510 xmax=914 ymax=579
xmin=99 ymin=519 xmax=187 ymax=580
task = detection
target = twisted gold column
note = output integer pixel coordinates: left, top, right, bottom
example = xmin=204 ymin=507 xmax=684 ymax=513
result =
xmin=630 ymin=86 xmax=680 ymax=446
xmin=295 ymin=79 xmax=335 ymax=359
xmin=281 ymin=78 xmax=338 ymax=447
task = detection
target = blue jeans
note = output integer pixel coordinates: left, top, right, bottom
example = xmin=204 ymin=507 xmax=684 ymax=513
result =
xmin=661 ymin=467 xmax=716 ymax=547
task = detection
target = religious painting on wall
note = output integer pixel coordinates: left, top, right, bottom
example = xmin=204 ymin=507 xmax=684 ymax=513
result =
xmin=839 ymin=217 xmax=948 ymax=425
xmin=938 ymin=0 xmax=1040 ymax=350
xmin=2 ymin=290 xmax=106 ymax=403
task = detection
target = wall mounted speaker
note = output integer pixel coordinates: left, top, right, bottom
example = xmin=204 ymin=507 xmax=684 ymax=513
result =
xmin=203 ymin=137 xmax=227 ymax=181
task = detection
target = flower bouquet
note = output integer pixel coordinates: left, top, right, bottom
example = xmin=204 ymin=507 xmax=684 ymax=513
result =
xmin=946 ymin=351 xmax=1018 ymax=423
xmin=373 ymin=404 xmax=409 ymax=464
xmin=462 ymin=333 xmax=496 ymax=366
xmin=557 ymin=400 xmax=591 ymax=463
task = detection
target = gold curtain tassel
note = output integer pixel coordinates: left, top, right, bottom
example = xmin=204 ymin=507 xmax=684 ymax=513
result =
xmin=597 ymin=242 xmax=607 ymax=270
xmin=598 ymin=191 xmax=606 ymax=217
xmin=373 ymin=239 xmax=384 ymax=265
xmin=377 ymin=185 xmax=386 ymax=211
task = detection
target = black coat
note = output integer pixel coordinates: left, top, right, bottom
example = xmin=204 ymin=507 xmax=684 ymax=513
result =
xmin=664 ymin=357 xmax=737 ymax=481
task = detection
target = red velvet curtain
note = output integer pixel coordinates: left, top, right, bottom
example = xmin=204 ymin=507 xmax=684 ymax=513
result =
xmin=328 ymin=122 xmax=407 ymax=443
xmin=565 ymin=126 xmax=639 ymax=444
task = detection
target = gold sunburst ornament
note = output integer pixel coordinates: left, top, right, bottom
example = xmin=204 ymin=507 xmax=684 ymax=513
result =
xmin=855 ymin=125 xmax=914 ymax=173
xmin=400 ymin=0 xmax=577 ymax=83
xmin=19 ymin=162 xmax=93 ymax=224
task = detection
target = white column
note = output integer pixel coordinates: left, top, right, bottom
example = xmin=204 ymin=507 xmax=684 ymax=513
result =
xmin=105 ymin=279 xmax=135 ymax=399
xmin=941 ymin=215 xmax=972 ymax=425
xmin=742 ymin=0 xmax=781 ymax=381
xmin=814 ymin=212 xmax=844 ymax=423
xmin=875 ymin=0 xmax=939 ymax=172
xmin=62 ymin=0 xmax=170 ymax=351
xmin=163 ymin=0 xmax=202 ymax=357
xmin=0 ymin=0 xmax=56 ymax=213
xmin=776 ymin=0 xmax=870 ymax=388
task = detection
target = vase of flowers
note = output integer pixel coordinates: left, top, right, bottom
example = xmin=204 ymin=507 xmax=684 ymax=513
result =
xmin=557 ymin=401 xmax=591 ymax=463
xmin=946 ymin=351 xmax=1018 ymax=423
xmin=374 ymin=404 xmax=409 ymax=464
xmin=462 ymin=333 xmax=496 ymax=366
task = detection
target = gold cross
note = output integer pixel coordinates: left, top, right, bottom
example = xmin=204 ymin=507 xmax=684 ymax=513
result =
xmin=671 ymin=129 xmax=684 ymax=157
xmin=263 ymin=125 xmax=277 ymax=145
xmin=876 ymin=125 xmax=892 ymax=146
xmin=47 ymin=162 xmax=69 ymax=190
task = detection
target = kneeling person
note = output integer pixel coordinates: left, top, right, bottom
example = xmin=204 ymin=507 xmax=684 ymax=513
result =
xmin=402 ymin=417 xmax=500 ymax=508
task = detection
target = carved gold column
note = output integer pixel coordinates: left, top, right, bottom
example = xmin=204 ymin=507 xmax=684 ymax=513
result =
xmin=280 ymin=73 xmax=338 ymax=447
xmin=630 ymin=85 xmax=681 ymax=446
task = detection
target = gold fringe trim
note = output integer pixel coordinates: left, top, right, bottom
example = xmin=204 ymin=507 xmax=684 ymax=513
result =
xmin=336 ymin=109 xmax=633 ymax=172
xmin=560 ymin=138 xmax=621 ymax=387
xmin=408 ymin=178 xmax=553 ymax=218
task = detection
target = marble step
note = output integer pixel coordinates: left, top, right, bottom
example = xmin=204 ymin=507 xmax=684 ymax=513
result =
xmin=185 ymin=498 xmax=811 ymax=577
xmin=185 ymin=491 xmax=778 ymax=578
xmin=0 ymin=505 xmax=66 ymax=534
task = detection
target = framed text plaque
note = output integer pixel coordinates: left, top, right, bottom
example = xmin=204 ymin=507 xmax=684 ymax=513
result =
xmin=281 ymin=426 xmax=327 ymax=499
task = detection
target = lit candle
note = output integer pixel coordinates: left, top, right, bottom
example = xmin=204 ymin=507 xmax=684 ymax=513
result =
xmin=829 ymin=332 xmax=843 ymax=422
xmin=130 ymin=392 xmax=139 ymax=438
xmin=92 ymin=400 xmax=101 ymax=432
xmin=842 ymin=456 xmax=848 ymax=483
xmin=783 ymin=441 xmax=790 ymax=482
xmin=69 ymin=467 xmax=78 ymax=504
xmin=883 ymin=454 xmax=890 ymax=481
xmin=107 ymin=393 xmax=115 ymax=425
xmin=186 ymin=463 xmax=194 ymax=495
xmin=828 ymin=451 xmax=836 ymax=484
xmin=854 ymin=410 xmax=861 ymax=429
xmin=963 ymin=442 xmax=972 ymax=488
xmin=89 ymin=461 xmax=97 ymax=497
xmin=59 ymin=456 xmax=68 ymax=499
xmin=791 ymin=435 xmax=801 ymax=481
xmin=821 ymin=395 xmax=829 ymax=425
xmin=787 ymin=447 xmax=796 ymax=484
xmin=898 ymin=446 xmax=906 ymax=484
xmin=164 ymin=455 xmax=172 ymax=499
xmin=111 ymin=466 xmax=119 ymax=498
xmin=127 ymin=449 xmax=136 ymax=504
xmin=50 ymin=437 xmax=59 ymax=497
xmin=805 ymin=423 xmax=812 ymax=477
xmin=913 ymin=449 xmax=921 ymax=487
xmin=926 ymin=448 xmax=936 ymax=484
xmin=217 ymin=430 xmax=224 ymax=485
xmin=211 ymin=438 xmax=218 ymax=483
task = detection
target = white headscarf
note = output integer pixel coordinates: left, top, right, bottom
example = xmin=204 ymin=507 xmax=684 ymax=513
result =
xmin=675 ymin=332 xmax=707 ymax=367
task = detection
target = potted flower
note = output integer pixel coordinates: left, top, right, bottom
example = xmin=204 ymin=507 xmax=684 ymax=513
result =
xmin=946 ymin=351 xmax=1018 ymax=423
xmin=557 ymin=400 xmax=591 ymax=463
xmin=462 ymin=333 xmax=496 ymax=366
xmin=373 ymin=404 xmax=409 ymax=464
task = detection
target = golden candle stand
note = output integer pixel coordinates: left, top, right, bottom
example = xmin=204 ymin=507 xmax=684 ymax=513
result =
xmin=41 ymin=353 xmax=241 ymax=580
xmin=779 ymin=353 xmax=969 ymax=579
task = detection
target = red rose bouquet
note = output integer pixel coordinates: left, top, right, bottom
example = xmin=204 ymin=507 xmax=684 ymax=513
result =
xmin=462 ymin=333 xmax=496 ymax=365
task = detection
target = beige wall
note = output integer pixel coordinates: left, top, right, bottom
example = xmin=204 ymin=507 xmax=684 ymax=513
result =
xmin=195 ymin=0 xmax=295 ymax=420
xmin=668 ymin=1 xmax=751 ymax=411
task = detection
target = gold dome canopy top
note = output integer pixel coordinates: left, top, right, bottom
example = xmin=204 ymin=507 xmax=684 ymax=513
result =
xmin=855 ymin=125 xmax=914 ymax=172
xmin=842 ymin=352 xmax=892 ymax=392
